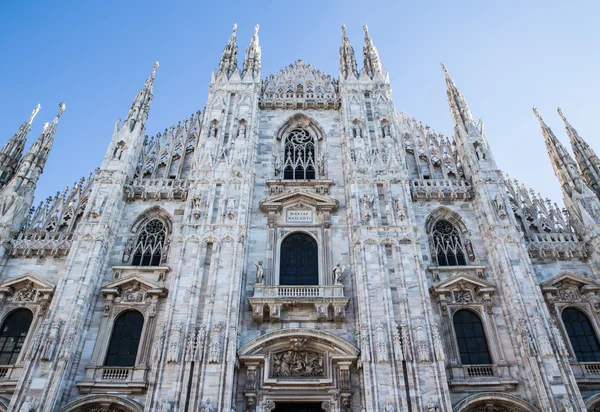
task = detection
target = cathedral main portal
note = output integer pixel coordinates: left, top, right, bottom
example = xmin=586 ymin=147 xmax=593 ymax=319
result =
xmin=273 ymin=402 xmax=323 ymax=412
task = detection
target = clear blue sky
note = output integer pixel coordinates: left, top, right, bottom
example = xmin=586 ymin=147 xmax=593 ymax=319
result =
xmin=1 ymin=1 xmax=599 ymax=204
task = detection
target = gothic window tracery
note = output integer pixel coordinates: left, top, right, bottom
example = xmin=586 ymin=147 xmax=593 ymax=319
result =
xmin=279 ymin=233 xmax=318 ymax=285
xmin=453 ymin=309 xmax=492 ymax=365
xmin=104 ymin=310 xmax=144 ymax=367
xmin=131 ymin=218 xmax=168 ymax=266
xmin=431 ymin=220 xmax=467 ymax=266
xmin=562 ymin=307 xmax=600 ymax=362
xmin=0 ymin=309 xmax=33 ymax=365
xmin=283 ymin=129 xmax=316 ymax=180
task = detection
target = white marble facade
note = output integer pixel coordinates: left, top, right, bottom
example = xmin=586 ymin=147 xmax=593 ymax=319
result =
xmin=0 ymin=24 xmax=600 ymax=412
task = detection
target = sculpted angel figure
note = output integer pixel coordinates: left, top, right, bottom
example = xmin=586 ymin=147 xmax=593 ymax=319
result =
xmin=254 ymin=259 xmax=265 ymax=284
xmin=333 ymin=263 xmax=345 ymax=284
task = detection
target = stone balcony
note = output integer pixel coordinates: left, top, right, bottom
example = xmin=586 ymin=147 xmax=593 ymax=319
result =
xmin=0 ymin=364 xmax=23 ymax=393
xmin=125 ymin=178 xmax=190 ymax=201
xmin=76 ymin=366 xmax=148 ymax=394
xmin=524 ymin=232 xmax=587 ymax=260
xmin=410 ymin=178 xmax=472 ymax=201
xmin=447 ymin=364 xmax=518 ymax=392
xmin=570 ymin=362 xmax=600 ymax=387
xmin=249 ymin=284 xmax=350 ymax=323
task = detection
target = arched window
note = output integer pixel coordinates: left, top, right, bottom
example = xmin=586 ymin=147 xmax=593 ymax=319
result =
xmin=432 ymin=219 xmax=467 ymax=266
xmin=104 ymin=311 xmax=144 ymax=367
xmin=279 ymin=233 xmax=318 ymax=285
xmin=453 ymin=310 xmax=492 ymax=365
xmin=131 ymin=218 xmax=168 ymax=266
xmin=0 ymin=309 xmax=33 ymax=365
xmin=284 ymin=129 xmax=316 ymax=180
xmin=562 ymin=307 xmax=600 ymax=362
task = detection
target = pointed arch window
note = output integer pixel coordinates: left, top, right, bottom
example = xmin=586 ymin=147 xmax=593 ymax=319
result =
xmin=432 ymin=219 xmax=467 ymax=266
xmin=279 ymin=233 xmax=318 ymax=285
xmin=284 ymin=129 xmax=316 ymax=180
xmin=131 ymin=218 xmax=168 ymax=266
xmin=0 ymin=309 xmax=33 ymax=365
xmin=453 ymin=310 xmax=492 ymax=365
xmin=104 ymin=310 xmax=144 ymax=367
xmin=562 ymin=307 xmax=600 ymax=362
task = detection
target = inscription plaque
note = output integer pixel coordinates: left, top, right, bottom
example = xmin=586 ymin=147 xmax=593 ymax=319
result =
xmin=287 ymin=210 xmax=313 ymax=223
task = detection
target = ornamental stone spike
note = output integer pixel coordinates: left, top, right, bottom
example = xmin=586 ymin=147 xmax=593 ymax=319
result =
xmin=242 ymin=24 xmax=261 ymax=80
xmin=339 ymin=24 xmax=358 ymax=80
xmin=558 ymin=107 xmax=600 ymax=199
xmin=218 ymin=23 xmax=239 ymax=79
xmin=362 ymin=24 xmax=382 ymax=78
xmin=0 ymin=104 xmax=42 ymax=188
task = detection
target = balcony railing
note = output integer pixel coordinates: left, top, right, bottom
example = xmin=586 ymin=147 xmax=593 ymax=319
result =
xmin=101 ymin=367 xmax=130 ymax=380
xmin=76 ymin=365 xmax=147 ymax=394
xmin=466 ymin=365 xmax=494 ymax=377
xmin=410 ymin=178 xmax=472 ymax=200
xmin=249 ymin=284 xmax=349 ymax=323
xmin=525 ymin=232 xmax=579 ymax=243
xmin=253 ymin=284 xmax=345 ymax=298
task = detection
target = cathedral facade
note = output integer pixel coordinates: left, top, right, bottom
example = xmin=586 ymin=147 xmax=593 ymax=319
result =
xmin=0 ymin=23 xmax=600 ymax=412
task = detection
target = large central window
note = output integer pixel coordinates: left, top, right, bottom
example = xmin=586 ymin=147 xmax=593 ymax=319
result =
xmin=562 ymin=307 xmax=600 ymax=362
xmin=432 ymin=219 xmax=467 ymax=266
xmin=279 ymin=233 xmax=318 ymax=285
xmin=105 ymin=310 xmax=144 ymax=367
xmin=0 ymin=309 xmax=33 ymax=365
xmin=284 ymin=129 xmax=316 ymax=180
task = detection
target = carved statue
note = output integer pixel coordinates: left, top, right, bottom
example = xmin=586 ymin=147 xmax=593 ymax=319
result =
xmin=562 ymin=398 xmax=574 ymax=412
xmin=317 ymin=153 xmax=325 ymax=176
xmin=201 ymin=398 xmax=215 ymax=412
xmin=122 ymin=238 xmax=134 ymax=263
xmin=226 ymin=197 xmax=235 ymax=219
xmin=160 ymin=399 xmax=172 ymax=412
xmin=237 ymin=123 xmax=246 ymax=139
xmin=394 ymin=197 xmax=406 ymax=221
xmin=167 ymin=321 xmax=183 ymax=363
xmin=15 ymin=282 xmax=38 ymax=302
xmin=333 ymin=263 xmax=345 ymax=284
xmin=41 ymin=320 xmax=62 ymax=361
xmin=254 ymin=259 xmax=265 ymax=284
xmin=384 ymin=403 xmax=394 ymax=412
xmin=427 ymin=399 xmax=439 ymax=412
xmin=208 ymin=324 xmax=222 ymax=363
xmin=113 ymin=142 xmax=125 ymax=160
xmin=361 ymin=194 xmax=374 ymax=221
xmin=274 ymin=154 xmax=282 ymax=177
xmin=474 ymin=143 xmax=486 ymax=160
xmin=19 ymin=396 xmax=35 ymax=412
xmin=493 ymin=193 xmax=507 ymax=219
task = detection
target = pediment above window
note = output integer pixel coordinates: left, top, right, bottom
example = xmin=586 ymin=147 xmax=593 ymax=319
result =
xmin=430 ymin=274 xmax=496 ymax=316
xmin=0 ymin=274 xmax=55 ymax=302
xmin=540 ymin=272 xmax=600 ymax=302
xmin=101 ymin=274 xmax=168 ymax=303
xmin=260 ymin=189 xmax=338 ymax=213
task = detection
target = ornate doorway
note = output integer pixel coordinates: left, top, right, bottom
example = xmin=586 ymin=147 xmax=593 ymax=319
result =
xmin=273 ymin=402 xmax=322 ymax=412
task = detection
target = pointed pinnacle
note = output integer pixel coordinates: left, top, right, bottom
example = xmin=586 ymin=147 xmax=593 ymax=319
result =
xmin=28 ymin=104 xmax=41 ymax=124
xmin=557 ymin=107 xmax=567 ymax=122
xmin=56 ymin=102 xmax=66 ymax=119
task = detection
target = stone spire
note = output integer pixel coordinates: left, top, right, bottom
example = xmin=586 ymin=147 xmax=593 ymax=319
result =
xmin=0 ymin=103 xmax=65 ymax=232
xmin=242 ymin=24 xmax=261 ymax=80
xmin=124 ymin=62 xmax=158 ymax=133
xmin=441 ymin=63 xmax=477 ymax=134
xmin=218 ymin=23 xmax=239 ymax=79
xmin=0 ymin=104 xmax=40 ymax=188
xmin=362 ymin=25 xmax=382 ymax=78
xmin=339 ymin=25 xmax=358 ymax=80
xmin=533 ymin=107 xmax=600 ymax=230
xmin=17 ymin=103 xmax=66 ymax=185
xmin=558 ymin=107 xmax=600 ymax=199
